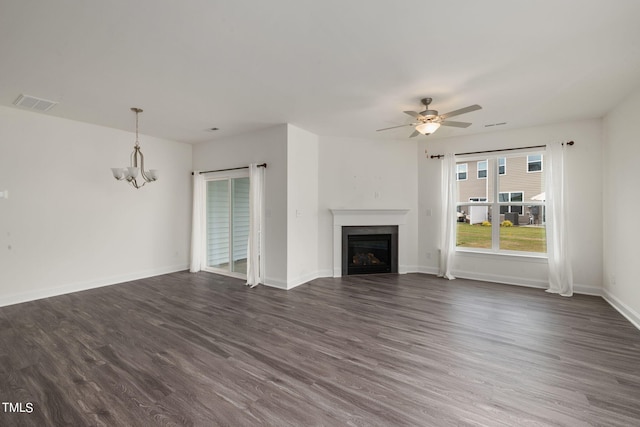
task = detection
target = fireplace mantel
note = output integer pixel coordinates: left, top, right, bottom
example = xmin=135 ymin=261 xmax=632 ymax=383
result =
xmin=330 ymin=209 xmax=410 ymax=224
xmin=330 ymin=209 xmax=409 ymax=277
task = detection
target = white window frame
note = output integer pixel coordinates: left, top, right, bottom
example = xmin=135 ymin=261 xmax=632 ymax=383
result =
xmin=527 ymin=154 xmax=543 ymax=173
xmin=477 ymin=160 xmax=488 ymax=179
xmin=456 ymin=151 xmax=546 ymax=256
xmin=201 ymin=168 xmax=250 ymax=280
xmin=498 ymin=157 xmax=506 ymax=175
xmin=456 ymin=163 xmax=468 ymax=181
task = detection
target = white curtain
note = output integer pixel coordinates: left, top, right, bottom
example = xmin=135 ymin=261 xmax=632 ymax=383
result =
xmin=545 ymin=142 xmax=573 ymax=296
xmin=189 ymin=171 xmax=204 ymax=273
xmin=246 ymin=164 xmax=265 ymax=288
xmin=438 ymin=153 xmax=456 ymax=280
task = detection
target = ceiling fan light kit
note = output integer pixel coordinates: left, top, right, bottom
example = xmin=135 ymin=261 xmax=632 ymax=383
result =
xmin=376 ymin=97 xmax=482 ymax=137
xmin=415 ymin=122 xmax=441 ymax=135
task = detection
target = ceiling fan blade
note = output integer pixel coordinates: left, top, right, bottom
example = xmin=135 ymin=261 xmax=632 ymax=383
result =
xmin=440 ymin=120 xmax=472 ymax=128
xmin=403 ymin=111 xmax=424 ymax=119
xmin=439 ymin=104 xmax=482 ymax=120
xmin=409 ymin=130 xmax=420 ymax=138
xmin=376 ymin=123 xmax=416 ymax=132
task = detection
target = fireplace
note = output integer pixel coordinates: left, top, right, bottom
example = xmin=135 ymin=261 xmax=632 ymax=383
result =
xmin=342 ymin=226 xmax=398 ymax=276
xmin=331 ymin=209 xmax=408 ymax=277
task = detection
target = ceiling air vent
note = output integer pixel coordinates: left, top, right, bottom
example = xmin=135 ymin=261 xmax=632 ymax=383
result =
xmin=13 ymin=94 xmax=58 ymax=112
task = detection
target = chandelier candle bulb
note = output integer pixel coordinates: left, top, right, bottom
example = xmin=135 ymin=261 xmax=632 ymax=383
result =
xmin=111 ymin=168 xmax=124 ymax=180
xmin=127 ymin=167 xmax=139 ymax=178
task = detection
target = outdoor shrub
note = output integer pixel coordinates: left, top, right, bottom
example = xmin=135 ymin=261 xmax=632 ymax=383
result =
xmin=501 ymin=220 xmax=513 ymax=227
xmin=481 ymin=221 xmax=491 ymax=227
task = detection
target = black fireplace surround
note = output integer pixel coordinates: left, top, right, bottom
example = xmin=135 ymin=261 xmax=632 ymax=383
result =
xmin=342 ymin=226 xmax=398 ymax=276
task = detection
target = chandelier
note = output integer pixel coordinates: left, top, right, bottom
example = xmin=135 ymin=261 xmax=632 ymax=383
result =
xmin=111 ymin=107 xmax=158 ymax=189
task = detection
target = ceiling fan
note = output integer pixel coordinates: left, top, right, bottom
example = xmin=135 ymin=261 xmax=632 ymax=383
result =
xmin=376 ymin=97 xmax=482 ymax=137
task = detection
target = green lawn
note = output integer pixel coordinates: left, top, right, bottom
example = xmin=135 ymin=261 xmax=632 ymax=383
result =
xmin=457 ymin=223 xmax=546 ymax=253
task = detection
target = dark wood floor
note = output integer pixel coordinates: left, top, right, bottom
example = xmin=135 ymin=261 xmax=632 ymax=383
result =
xmin=1 ymin=272 xmax=639 ymax=426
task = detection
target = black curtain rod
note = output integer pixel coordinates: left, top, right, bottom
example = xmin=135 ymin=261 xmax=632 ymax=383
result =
xmin=191 ymin=163 xmax=267 ymax=175
xmin=429 ymin=141 xmax=574 ymax=159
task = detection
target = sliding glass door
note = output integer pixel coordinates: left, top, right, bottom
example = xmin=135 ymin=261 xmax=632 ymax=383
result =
xmin=204 ymin=173 xmax=250 ymax=277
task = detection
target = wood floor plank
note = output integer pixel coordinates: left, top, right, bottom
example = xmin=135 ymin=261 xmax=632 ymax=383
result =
xmin=1 ymin=271 xmax=640 ymax=426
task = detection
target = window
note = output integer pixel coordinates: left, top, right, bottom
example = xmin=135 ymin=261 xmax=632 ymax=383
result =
xmin=509 ymin=192 xmax=523 ymax=214
xmin=477 ymin=160 xmax=487 ymax=179
xmin=456 ymin=163 xmax=468 ymax=181
xmin=456 ymin=153 xmax=546 ymax=254
xmin=498 ymin=157 xmax=506 ymax=175
xmin=204 ymin=170 xmax=250 ymax=278
xmin=499 ymin=192 xmax=523 ymax=214
xmin=499 ymin=192 xmax=509 ymax=214
xmin=527 ymin=154 xmax=543 ymax=172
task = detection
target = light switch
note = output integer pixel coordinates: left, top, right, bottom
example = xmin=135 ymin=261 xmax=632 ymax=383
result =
xmin=0 ymin=190 xmax=8 ymax=199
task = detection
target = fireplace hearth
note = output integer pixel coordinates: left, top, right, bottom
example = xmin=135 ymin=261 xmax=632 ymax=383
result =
xmin=342 ymin=226 xmax=398 ymax=275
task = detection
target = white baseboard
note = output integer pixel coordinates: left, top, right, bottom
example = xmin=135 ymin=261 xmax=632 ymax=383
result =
xmin=263 ymin=277 xmax=288 ymax=290
xmin=285 ymin=281 xmax=306 ymax=290
xmin=452 ymin=269 xmax=548 ymax=289
xmin=285 ymin=270 xmax=323 ymax=290
xmin=415 ymin=266 xmax=602 ymax=297
xmin=316 ymin=269 xmax=334 ymax=278
xmin=416 ymin=266 xmax=439 ymax=275
xmin=573 ymin=284 xmax=602 ymax=296
xmin=0 ymin=264 xmax=189 ymax=308
xmin=399 ymin=265 xmax=420 ymax=274
xmin=602 ymin=289 xmax=640 ymax=331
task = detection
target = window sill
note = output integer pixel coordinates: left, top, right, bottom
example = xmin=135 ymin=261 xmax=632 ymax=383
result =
xmin=455 ymin=248 xmax=548 ymax=262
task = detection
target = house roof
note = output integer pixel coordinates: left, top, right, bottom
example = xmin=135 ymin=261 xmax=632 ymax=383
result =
xmin=2 ymin=1 xmax=640 ymax=143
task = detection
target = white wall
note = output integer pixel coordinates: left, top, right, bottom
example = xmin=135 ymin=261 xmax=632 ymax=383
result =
xmin=192 ymin=125 xmax=289 ymax=287
xmin=603 ymin=86 xmax=640 ymax=328
xmin=0 ymin=106 xmax=192 ymax=306
xmin=0 ymin=104 xmax=618 ymax=310
xmin=286 ymin=125 xmax=319 ymax=288
xmin=317 ymin=136 xmax=419 ymax=275
xmin=418 ymin=119 xmax=603 ymax=294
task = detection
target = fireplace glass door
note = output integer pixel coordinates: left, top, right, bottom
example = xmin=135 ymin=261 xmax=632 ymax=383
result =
xmin=347 ymin=234 xmax=392 ymax=275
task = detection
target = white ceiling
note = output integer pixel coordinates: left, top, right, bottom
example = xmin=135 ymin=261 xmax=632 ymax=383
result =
xmin=2 ymin=1 xmax=640 ymax=144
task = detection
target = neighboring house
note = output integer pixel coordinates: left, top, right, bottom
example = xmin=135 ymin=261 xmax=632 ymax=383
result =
xmin=456 ymin=154 xmax=544 ymax=225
